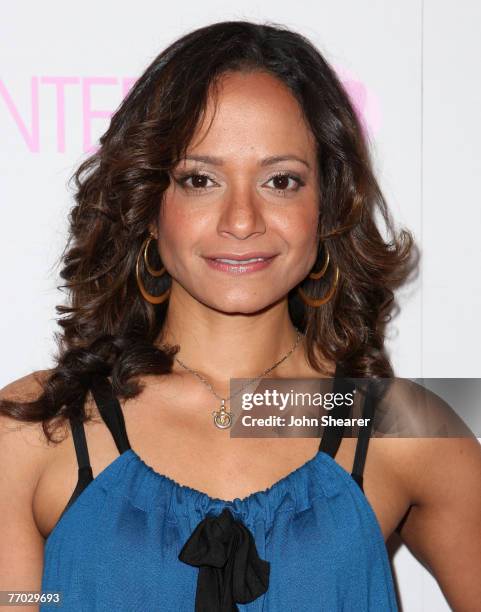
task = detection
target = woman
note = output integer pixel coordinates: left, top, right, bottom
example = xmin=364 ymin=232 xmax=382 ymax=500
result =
xmin=1 ymin=20 xmax=480 ymax=611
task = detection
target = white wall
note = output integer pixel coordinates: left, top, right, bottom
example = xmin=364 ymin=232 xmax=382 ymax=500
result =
xmin=1 ymin=1 xmax=480 ymax=609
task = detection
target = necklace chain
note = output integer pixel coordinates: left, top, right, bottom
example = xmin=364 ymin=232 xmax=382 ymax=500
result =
xmin=175 ymin=328 xmax=304 ymax=405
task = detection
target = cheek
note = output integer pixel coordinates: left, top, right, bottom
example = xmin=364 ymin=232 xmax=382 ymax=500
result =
xmin=273 ymin=204 xmax=319 ymax=249
xmin=297 ymin=202 xmax=320 ymax=250
xmin=156 ymin=198 xmax=186 ymax=263
xmin=158 ymin=190 xmax=191 ymax=241
xmin=274 ymin=205 xmax=320 ymax=278
xmin=157 ymin=198 xmax=210 ymax=267
xmin=158 ymin=219 xmax=190 ymax=264
xmin=160 ymin=186 xmax=214 ymax=227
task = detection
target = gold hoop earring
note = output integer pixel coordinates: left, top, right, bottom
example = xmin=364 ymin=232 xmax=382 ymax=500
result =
xmin=297 ymin=246 xmax=340 ymax=307
xmin=135 ymin=233 xmax=171 ymax=304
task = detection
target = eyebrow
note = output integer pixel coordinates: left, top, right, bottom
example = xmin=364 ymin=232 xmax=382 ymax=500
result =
xmin=183 ymin=154 xmax=311 ymax=169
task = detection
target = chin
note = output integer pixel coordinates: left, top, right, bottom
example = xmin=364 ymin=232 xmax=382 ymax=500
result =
xmin=198 ymin=295 xmax=272 ymax=315
xmin=201 ymin=292 xmax=286 ymax=315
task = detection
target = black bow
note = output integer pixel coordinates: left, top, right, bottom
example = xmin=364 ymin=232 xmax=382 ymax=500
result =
xmin=178 ymin=507 xmax=270 ymax=611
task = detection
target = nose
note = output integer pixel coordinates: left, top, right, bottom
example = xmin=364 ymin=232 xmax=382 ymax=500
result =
xmin=216 ymin=180 xmax=267 ymax=240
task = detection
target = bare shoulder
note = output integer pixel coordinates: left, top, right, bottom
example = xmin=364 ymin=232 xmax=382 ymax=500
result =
xmin=0 ymin=368 xmax=70 ymax=489
xmin=372 ymin=378 xmax=481 ymax=609
xmin=0 ymin=370 xmax=60 ymax=588
xmin=379 ymin=435 xmax=481 ymax=510
xmin=0 ymin=369 xmax=55 ymax=413
xmin=0 ymin=369 xmax=58 ymax=469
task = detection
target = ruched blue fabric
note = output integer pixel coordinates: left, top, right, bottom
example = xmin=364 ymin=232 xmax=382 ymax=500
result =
xmin=41 ymin=446 xmax=399 ymax=611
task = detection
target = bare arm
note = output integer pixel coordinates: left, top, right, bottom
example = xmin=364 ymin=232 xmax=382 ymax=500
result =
xmin=397 ymin=435 xmax=481 ymax=612
xmin=0 ymin=374 xmax=50 ymax=610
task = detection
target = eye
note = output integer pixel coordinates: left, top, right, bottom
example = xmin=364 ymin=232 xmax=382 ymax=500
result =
xmin=264 ymin=172 xmax=305 ymax=194
xmin=174 ymin=172 xmax=218 ymax=193
xmin=173 ymin=170 xmax=305 ymax=196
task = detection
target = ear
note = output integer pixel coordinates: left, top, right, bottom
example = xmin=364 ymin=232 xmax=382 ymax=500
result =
xmin=148 ymin=223 xmax=158 ymax=240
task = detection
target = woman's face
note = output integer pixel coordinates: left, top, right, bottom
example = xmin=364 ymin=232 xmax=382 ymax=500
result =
xmin=152 ymin=70 xmax=321 ymax=314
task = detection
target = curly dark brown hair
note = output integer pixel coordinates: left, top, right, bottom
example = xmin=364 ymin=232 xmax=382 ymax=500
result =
xmin=1 ymin=20 xmax=416 ymax=442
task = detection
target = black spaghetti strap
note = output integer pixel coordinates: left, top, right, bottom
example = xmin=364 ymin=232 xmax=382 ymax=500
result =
xmin=318 ymin=363 xmax=355 ymax=458
xmin=70 ymin=414 xmax=93 ymax=471
xmin=318 ymin=365 xmax=377 ymax=493
xmin=59 ymin=376 xmax=132 ymax=520
xmin=59 ymin=410 xmax=94 ymax=518
xmin=350 ymin=382 xmax=377 ymax=492
xmin=90 ymin=374 xmax=132 ymax=454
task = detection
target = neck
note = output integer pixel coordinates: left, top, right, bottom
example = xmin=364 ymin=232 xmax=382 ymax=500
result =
xmin=155 ymin=287 xmax=309 ymax=385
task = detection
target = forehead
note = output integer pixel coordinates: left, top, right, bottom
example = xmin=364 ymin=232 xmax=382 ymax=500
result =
xmin=187 ymin=71 xmax=317 ymax=158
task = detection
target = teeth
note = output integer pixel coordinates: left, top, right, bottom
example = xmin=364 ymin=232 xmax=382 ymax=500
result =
xmin=216 ymin=258 xmax=266 ymax=264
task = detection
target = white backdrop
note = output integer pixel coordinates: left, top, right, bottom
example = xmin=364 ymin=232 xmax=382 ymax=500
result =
xmin=1 ymin=1 xmax=480 ymax=609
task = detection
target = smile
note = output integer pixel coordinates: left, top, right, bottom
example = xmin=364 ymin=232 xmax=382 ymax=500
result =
xmin=204 ymin=255 xmax=277 ymax=274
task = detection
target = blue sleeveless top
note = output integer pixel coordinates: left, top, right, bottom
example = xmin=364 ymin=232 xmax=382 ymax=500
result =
xmin=41 ymin=370 xmax=399 ymax=611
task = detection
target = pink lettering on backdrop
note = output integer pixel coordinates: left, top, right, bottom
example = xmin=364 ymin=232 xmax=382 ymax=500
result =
xmin=122 ymin=77 xmax=137 ymax=99
xmin=82 ymin=77 xmax=117 ymax=153
xmin=0 ymin=76 xmax=40 ymax=152
xmin=0 ymin=70 xmax=380 ymax=153
xmin=41 ymin=77 xmax=80 ymax=152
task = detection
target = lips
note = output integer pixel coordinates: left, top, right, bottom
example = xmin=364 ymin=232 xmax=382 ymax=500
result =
xmin=203 ymin=254 xmax=278 ymax=274
xmin=212 ymin=256 xmax=273 ymax=264
xmin=204 ymin=252 xmax=278 ymax=261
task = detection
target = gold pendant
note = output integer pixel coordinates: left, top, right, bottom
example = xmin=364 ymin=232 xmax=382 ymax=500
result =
xmin=212 ymin=399 xmax=232 ymax=429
